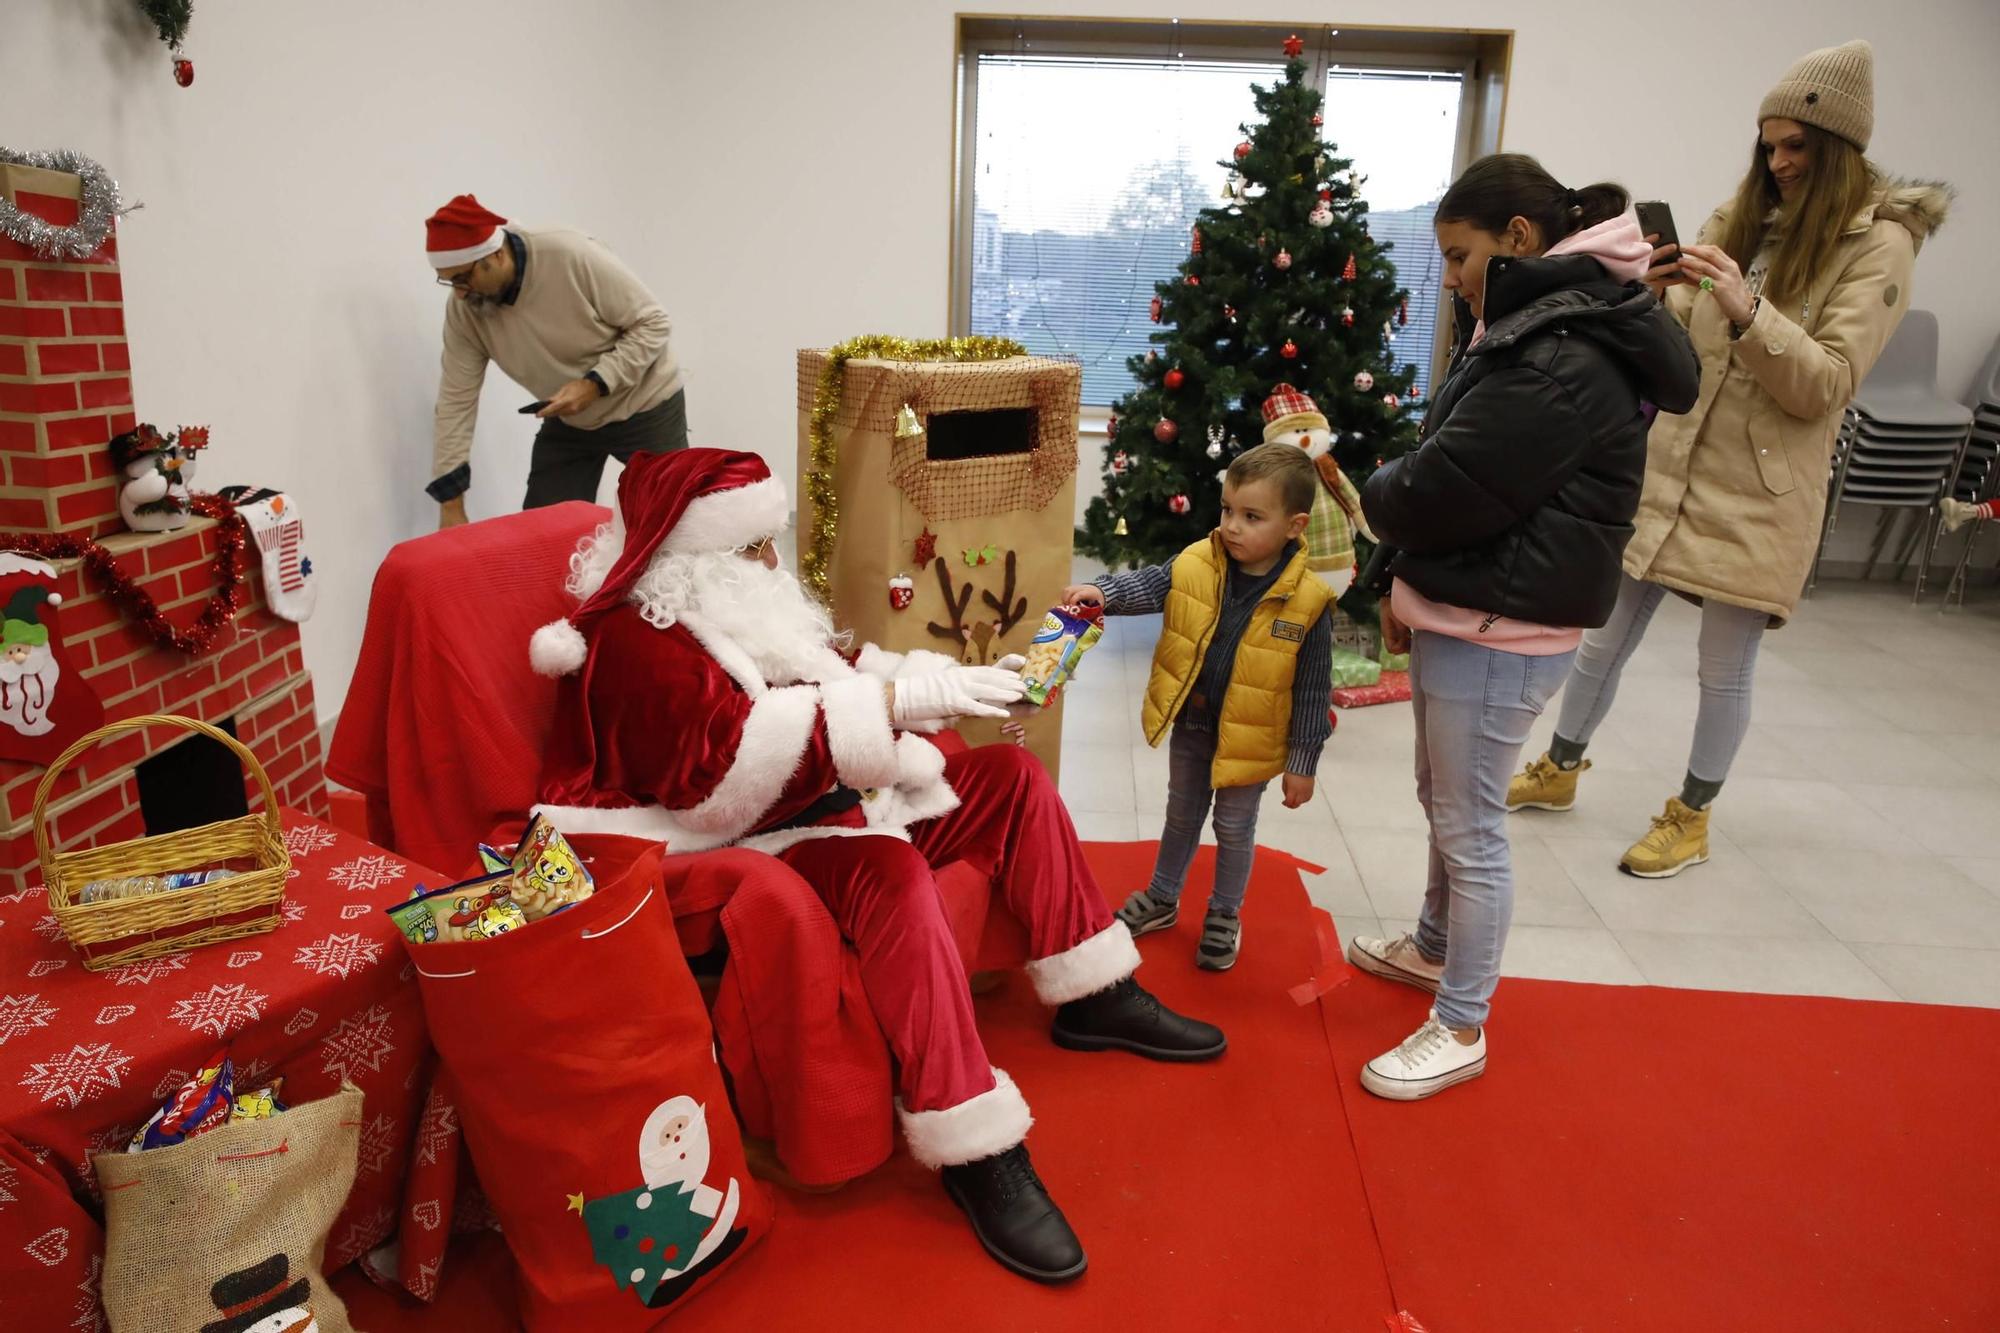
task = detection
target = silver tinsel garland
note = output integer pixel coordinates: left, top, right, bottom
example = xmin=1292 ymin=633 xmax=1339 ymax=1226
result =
xmin=0 ymin=148 xmax=139 ymax=261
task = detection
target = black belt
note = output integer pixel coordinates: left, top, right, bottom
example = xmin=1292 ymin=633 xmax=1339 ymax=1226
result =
xmin=766 ymin=785 xmax=864 ymax=832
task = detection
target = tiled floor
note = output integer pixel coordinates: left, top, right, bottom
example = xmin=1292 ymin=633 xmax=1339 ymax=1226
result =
xmin=1058 ymin=575 xmax=2000 ymax=1009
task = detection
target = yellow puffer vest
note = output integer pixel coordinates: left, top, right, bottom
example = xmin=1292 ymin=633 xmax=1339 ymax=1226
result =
xmin=1143 ymin=535 xmax=1332 ymax=787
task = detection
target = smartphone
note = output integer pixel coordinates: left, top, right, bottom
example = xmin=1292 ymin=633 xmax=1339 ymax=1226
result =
xmin=1634 ymin=200 xmax=1681 ymax=265
xmin=518 ymin=401 xmax=550 ymax=415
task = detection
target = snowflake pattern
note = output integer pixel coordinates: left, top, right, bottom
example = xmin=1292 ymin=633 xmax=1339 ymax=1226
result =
xmin=320 ymin=1005 xmax=396 ymax=1083
xmin=282 ymin=822 xmax=339 ymax=859
xmin=168 ymin=983 xmax=270 ymax=1039
xmin=356 ymin=1112 xmax=399 ymax=1178
xmin=70 ymin=1253 xmax=104 ymax=1333
xmin=107 ymin=953 xmax=190 ymax=987
xmin=415 ymin=1088 xmax=459 ymax=1167
xmin=328 ymin=1204 xmax=395 ymax=1268
xmin=31 ymin=914 xmax=62 ymax=940
xmin=410 ymin=1255 xmax=442 ymax=1303
xmin=329 ymin=855 xmax=408 ymax=894
xmin=280 ymin=898 xmax=308 ymax=926
xmin=20 ymin=1043 xmax=132 ymax=1109
xmin=77 ymin=1124 xmax=138 ymax=1200
xmin=0 ymin=993 xmax=59 ymax=1046
xmin=292 ymin=932 xmax=383 ymax=979
xmin=0 ymin=1159 xmax=18 ymax=1211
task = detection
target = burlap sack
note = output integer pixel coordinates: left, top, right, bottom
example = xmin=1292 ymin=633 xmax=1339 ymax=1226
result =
xmin=796 ymin=351 xmax=1085 ymax=777
xmin=96 ymin=1085 xmax=361 ymax=1333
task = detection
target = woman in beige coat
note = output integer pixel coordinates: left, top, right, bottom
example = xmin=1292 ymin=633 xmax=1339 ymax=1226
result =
xmin=1505 ymin=39 xmax=1951 ymax=877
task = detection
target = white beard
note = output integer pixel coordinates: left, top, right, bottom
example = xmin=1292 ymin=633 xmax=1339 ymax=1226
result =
xmin=568 ymin=524 xmax=838 ymax=685
xmin=0 ymin=646 xmax=59 ymax=736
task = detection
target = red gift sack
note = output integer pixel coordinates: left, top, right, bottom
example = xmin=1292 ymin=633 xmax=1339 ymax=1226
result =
xmin=404 ymin=839 xmax=768 ymax=1329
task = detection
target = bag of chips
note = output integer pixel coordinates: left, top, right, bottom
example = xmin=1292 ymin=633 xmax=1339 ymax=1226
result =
xmin=1018 ymin=604 xmax=1104 ymax=706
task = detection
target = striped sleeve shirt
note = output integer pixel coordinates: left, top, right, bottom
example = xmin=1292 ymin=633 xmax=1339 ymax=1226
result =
xmin=1093 ymin=548 xmax=1335 ymax=777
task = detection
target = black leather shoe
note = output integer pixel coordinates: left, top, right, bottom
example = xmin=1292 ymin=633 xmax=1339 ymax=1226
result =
xmin=940 ymin=1144 xmax=1086 ymax=1284
xmin=1051 ymin=977 xmax=1227 ymax=1061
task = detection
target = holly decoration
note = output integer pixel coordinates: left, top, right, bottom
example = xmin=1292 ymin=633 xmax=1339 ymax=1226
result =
xmin=1081 ymin=41 xmax=1419 ymax=568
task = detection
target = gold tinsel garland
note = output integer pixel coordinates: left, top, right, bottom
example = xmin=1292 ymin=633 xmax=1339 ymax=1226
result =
xmin=801 ymin=334 xmax=1027 ymax=602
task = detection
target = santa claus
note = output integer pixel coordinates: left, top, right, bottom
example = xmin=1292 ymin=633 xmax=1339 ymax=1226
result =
xmin=531 ymin=448 xmax=1225 ymax=1284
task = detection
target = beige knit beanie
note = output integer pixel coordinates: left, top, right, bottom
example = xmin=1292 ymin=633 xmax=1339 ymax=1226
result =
xmin=1759 ymin=39 xmax=1874 ymax=150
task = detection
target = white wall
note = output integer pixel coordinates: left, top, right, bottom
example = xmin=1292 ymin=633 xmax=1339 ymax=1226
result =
xmin=4 ymin=0 xmax=1995 ymax=720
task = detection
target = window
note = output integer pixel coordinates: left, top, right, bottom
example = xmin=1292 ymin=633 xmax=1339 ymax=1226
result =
xmin=954 ymin=20 xmax=1511 ymax=407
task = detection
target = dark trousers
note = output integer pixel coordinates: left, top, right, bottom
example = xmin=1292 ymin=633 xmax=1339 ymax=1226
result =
xmin=523 ymin=389 xmax=688 ymax=509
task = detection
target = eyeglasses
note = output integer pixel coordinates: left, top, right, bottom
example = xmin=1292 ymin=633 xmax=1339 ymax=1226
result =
xmin=435 ymin=259 xmax=483 ymax=290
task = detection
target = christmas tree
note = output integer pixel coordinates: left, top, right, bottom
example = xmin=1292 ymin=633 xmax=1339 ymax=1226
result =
xmin=1079 ymin=42 xmax=1425 ymax=569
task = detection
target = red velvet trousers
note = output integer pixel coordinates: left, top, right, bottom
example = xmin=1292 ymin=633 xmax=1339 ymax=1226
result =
xmin=778 ymin=745 xmax=1112 ymax=1115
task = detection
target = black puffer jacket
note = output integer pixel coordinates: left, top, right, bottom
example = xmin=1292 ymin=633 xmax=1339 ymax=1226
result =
xmin=1360 ymin=254 xmax=1700 ymax=629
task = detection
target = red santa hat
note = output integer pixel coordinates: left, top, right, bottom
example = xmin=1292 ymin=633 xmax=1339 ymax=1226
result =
xmin=425 ymin=194 xmax=509 ymax=269
xmin=530 ymin=448 xmax=789 ymax=676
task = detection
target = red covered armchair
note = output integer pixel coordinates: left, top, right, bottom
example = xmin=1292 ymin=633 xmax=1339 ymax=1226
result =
xmin=327 ymin=503 xmax=1027 ymax=1186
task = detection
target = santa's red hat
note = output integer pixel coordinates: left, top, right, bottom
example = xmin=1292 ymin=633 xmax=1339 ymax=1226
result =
xmin=425 ymin=194 xmax=508 ymax=269
xmin=530 ymin=448 xmax=790 ymax=677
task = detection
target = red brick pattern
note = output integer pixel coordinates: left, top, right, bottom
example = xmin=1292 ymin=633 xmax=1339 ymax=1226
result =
xmin=0 ymin=524 xmax=327 ymax=896
xmin=0 ymin=168 xmax=131 ymax=538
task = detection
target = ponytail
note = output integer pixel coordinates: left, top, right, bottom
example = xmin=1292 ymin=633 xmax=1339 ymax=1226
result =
xmin=1437 ymin=153 xmax=1629 ymax=245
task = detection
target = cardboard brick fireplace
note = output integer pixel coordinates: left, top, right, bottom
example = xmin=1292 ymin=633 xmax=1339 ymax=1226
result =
xmin=0 ymin=162 xmax=327 ymax=895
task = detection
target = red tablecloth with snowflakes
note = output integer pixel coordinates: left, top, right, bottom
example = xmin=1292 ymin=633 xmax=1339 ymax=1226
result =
xmin=0 ymin=811 xmax=465 ymax=1330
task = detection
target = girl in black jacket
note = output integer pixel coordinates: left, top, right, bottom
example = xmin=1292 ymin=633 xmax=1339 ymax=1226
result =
xmin=1344 ymin=155 xmax=1700 ymax=1102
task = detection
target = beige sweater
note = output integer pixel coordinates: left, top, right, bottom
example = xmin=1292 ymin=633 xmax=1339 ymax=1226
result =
xmin=431 ymin=225 xmax=681 ymax=488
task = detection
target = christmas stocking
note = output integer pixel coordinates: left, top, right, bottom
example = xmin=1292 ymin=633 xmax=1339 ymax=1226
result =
xmin=220 ymin=487 xmax=316 ymax=622
xmin=0 ymin=553 xmax=105 ymax=766
xmin=1941 ymin=497 xmax=2000 ymax=533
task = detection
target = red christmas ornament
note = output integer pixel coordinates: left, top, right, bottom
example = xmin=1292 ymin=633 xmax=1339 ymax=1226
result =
xmin=1282 ymin=33 xmax=1305 ymax=57
xmin=888 ymin=574 xmax=915 ymax=611
xmin=913 ymin=527 xmax=938 ymax=565
xmin=1111 ymin=450 xmax=1131 ymax=475
xmin=1234 ymin=141 xmax=1253 ymax=161
xmin=1280 ymin=340 xmax=1299 ymax=360
xmin=1149 ymin=296 xmax=1163 ymax=323
xmin=1398 ymin=298 xmax=1409 ymax=327
xmin=1274 ymin=249 xmax=1293 ymax=271
xmin=1163 ymin=367 xmax=1185 ymax=391
xmin=1383 ymin=393 xmax=1402 ymax=409
xmin=1168 ymin=494 xmax=1192 ymax=515
xmin=1342 ymin=254 xmax=1359 ymax=282
xmin=1223 ymin=304 xmax=1238 ymax=323
xmin=1312 ymin=112 xmax=1324 ymax=127
xmin=173 ymin=56 xmax=195 ymax=87
xmin=1320 ymin=188 xmax=1334 ymax=202
xmin=1105 ymin=414 xmax=1119 ymax=439
xmin=1190 ymin=226 xmax=1203 ymax=255
xmin=1341 ymin=306 xmax=1356 ymax=327
xmin=1154 ymin=418 xmax=1179 ymax=444
xmin=1185 ymin=274 xmax=1200 ymax=287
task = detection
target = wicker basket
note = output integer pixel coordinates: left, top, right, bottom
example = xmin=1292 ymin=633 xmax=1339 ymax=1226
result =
xmin=35 ymin=714 xmax=291 ymax=971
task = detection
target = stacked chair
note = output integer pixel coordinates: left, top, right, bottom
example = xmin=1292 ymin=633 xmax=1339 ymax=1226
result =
xmin=1943 ymin=333 xmax=2000 ymax=609
xmin=1806 ymin=311 xmax=1973 ymax=601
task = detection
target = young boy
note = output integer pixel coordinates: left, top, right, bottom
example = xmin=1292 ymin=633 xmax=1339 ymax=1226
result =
xmin=1063 ymin=443 xmax=1335 ymax=970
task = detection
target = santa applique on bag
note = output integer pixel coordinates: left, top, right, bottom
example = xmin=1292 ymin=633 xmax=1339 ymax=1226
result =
xmin=0 ymin=553 xmax=104 ymax=765
xmin=576 ymin=1091 xmax=749 ymax=1310
xmin=199 ymin=1252 xmax=318 ymax=1333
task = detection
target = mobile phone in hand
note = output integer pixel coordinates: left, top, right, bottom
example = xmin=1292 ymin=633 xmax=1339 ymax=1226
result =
xmin=1635 ymin=200 xmax=1681 ymax=265
xmin=518 ymin=401 xmax=550 ymax=415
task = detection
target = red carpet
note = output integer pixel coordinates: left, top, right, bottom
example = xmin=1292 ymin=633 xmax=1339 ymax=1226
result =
xmin=337 ymin=842 xmax=2000 ymax=1331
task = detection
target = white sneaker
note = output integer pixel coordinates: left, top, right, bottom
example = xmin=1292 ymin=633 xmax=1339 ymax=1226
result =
xmin=1346 ymin=933 xmax=1443 ymax=995
xmin=1360 ymin=1010 xmax=1486 ymax=1101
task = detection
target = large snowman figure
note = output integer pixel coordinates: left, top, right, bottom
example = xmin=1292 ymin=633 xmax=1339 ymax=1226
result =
xmin=1259 ymin=384 xmax=1373 ymax=595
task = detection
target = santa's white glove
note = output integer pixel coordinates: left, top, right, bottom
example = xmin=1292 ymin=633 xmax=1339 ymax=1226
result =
xmin=891 ymin=665 xmax=1026 ymax=723
xmin=995 ymin=653 xmax=1027 ymax=672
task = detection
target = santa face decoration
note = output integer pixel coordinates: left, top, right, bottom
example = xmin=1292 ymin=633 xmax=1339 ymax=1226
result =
xmin=0 ymin=557 xmax=104 ymax=764
xmin=581 ymin=1093 xmax=748 ymax=1309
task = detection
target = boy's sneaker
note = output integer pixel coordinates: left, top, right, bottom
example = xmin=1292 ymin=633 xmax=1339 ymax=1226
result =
xmin=1346 ymin=933 xmax=1443 ymax=995
xmin=1115 ymin=888 xmax=1178 ymax=938
xmin=1508 ymin=754 xmax=1590 ymax=812
xmin=1196 ymin=909 xmax=1241 ymax=971
xmin=1360 ymin=1010 xmax=1486 ymax=1101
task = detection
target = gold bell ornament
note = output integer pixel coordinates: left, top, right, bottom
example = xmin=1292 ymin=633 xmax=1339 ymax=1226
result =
xmin=1114 ymin=516 xmax=1129 ymax=536
xmin=894 ymin=404 xmax=925 ymax=440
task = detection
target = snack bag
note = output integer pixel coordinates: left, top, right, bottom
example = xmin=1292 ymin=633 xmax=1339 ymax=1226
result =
xmin=230 ymin=1079 xmax=287 ymax=1123
xmin=507 ymin=814 xmax=595 ymax=918
xmin=128 ymin=1053 xmax=236 ymax=1152
xmin=1018 ymin=604 xmax=1104 ymax=706
xmin=387 ymin=872 xmax=527 ymax=944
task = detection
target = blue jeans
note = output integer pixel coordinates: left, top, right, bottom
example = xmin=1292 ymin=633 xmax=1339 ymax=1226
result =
xmin=1409 ymin=631 xmax=1576 ymax=1029
xmin=1146 ymin=715 xmax=1266 ymax=915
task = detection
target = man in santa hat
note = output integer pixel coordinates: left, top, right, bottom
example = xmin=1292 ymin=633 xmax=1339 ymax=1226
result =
xmin=424 ymin=194 xmax=686 ymax=530
xmin=532 ymin=448 xmax=1226 ymax=1284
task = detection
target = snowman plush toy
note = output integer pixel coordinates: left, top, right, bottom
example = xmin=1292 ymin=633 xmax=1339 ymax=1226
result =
xmin=109 ymin=424 xmax=207 ymax=533
xmin=1259 ymin=385 xmax=1372 ymax=595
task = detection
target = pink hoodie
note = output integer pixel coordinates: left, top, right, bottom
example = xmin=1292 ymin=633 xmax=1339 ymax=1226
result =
xmin=1396 ymin=209 xmax=1654 ymax=654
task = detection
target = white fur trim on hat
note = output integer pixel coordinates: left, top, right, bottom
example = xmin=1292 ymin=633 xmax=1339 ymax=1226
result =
xmin=820 ymin=675 xmax=900 ymax=790
xmin=1024 ymin=920 xmax=1141 ymax=1006
xmin=898 ymin=1068 xmax=1033 ymax=1170
xmin=530 ymin=619 xmax=589 ymax=677
xmin=427 ymin=231 xmax=506 ymax=269
xmin=661 ymin=477 xmax=789 ymax=555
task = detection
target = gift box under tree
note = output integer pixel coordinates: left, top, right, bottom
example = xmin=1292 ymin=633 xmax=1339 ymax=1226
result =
xmin=795 ymin=341 xmax=1082 ymax=778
